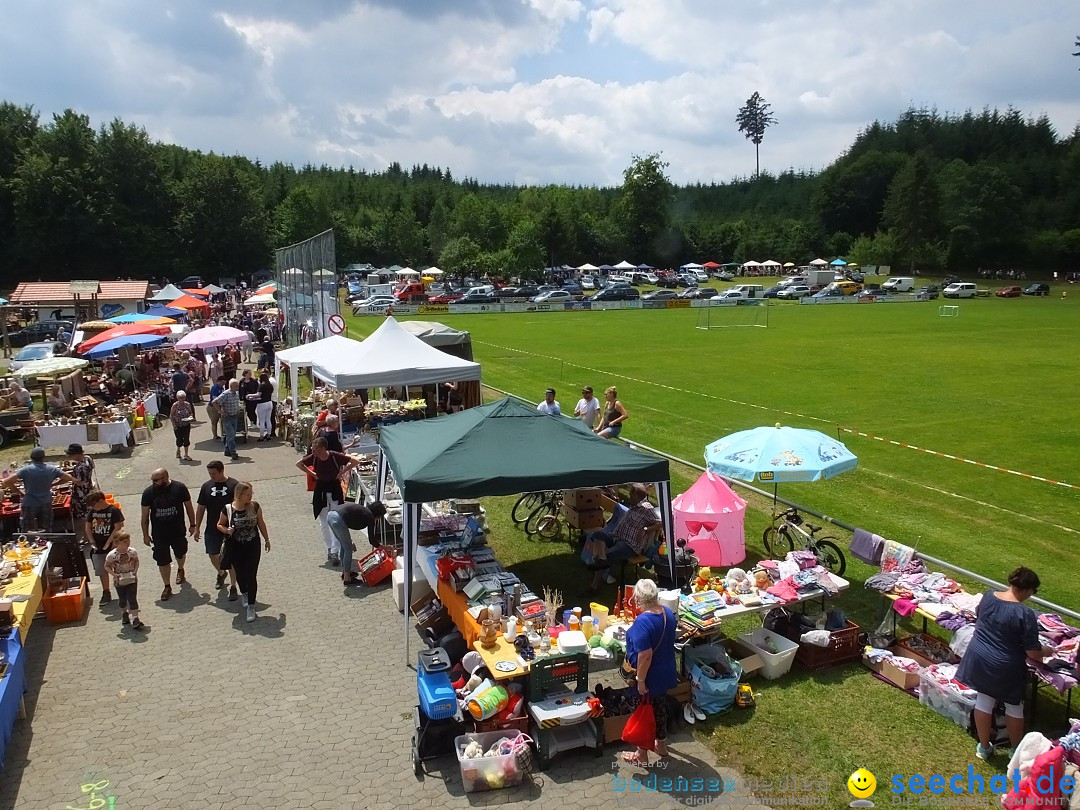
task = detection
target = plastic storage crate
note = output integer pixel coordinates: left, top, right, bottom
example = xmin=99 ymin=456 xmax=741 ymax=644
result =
xmin=737 ymin=628 xmax=799 ymax=680
xmin=43 ymin=577 xmax=87 ymax=624
xmin=357 ymin=546 xmax=395 ymax=586
xmin=456 ymin=730 xmax=525 ymax=792
xmin=919 ymin=664 xmax=977 ymax=728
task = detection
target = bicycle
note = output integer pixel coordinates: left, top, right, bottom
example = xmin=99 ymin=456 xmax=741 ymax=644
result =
xmin=511 ymin=491 xmax=546 ymax=525
xmin=522 ymin=490 xmax=564 ymax=541
xmin=761 ymin=508 xmax=847 ymax=576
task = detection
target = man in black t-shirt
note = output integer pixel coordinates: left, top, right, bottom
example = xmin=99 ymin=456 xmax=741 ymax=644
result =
xmin=194 ymin=460 xmax=238 ymax=596
xmin=85 ymin=490 xmax=125 ymax=604
xmin=140 ymin=468 xmax=195 ymax=602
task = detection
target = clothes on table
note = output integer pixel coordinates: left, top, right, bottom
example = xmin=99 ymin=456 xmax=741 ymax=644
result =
xmin=880 ymin=540 xmax=915 ymax=573
xmin=865 ymin=572 xmax=899 ymax=592
xmin=936 ymin=610 xmax=977 ymax=631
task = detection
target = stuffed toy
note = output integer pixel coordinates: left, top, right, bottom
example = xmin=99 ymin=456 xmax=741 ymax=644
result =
xmin=694 ymin=566 xmax=712 ymax=592
xmin=463 ymin=740 xmax=484 ymax=759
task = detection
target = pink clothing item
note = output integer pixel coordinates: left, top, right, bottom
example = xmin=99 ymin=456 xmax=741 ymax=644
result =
xmin=766 ymin=578 xmax=799 ymax=603
xmin=892 ymin=598 xmax=919 ymax=617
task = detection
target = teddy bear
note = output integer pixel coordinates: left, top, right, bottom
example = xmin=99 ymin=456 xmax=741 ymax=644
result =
xmin=694 ymin=566 xmax=712 ymax=592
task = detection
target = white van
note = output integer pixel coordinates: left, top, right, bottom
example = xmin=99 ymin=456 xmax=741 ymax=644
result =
xmin=943 ymin=282 xmax=977 ymax=299
xmin=728 ymin=284 xmax=765 ymax=298
xmin=465 ymin=284 xmax=496 ymax=297
xmin=882 ymin=277 xmax=915 ymax=292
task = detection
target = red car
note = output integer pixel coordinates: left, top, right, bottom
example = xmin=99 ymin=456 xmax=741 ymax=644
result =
xmin=426 ymin=291 xmax=464 ymax=304
xmin=996 ymin=285 xmax=1022 ymax=298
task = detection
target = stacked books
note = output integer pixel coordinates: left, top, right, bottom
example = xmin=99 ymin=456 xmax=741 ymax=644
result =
xmin=680 ymin=591 xmax=727 ymax=630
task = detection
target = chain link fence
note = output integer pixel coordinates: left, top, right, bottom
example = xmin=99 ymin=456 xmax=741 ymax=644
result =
xmin=273 ymin=228 xmax=339 ymax=346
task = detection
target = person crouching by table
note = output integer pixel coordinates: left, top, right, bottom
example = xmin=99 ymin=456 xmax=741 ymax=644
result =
xmin=621 ymin=578 xmax=678 ymax=766
xmin=296 ymin=437 xmax=359 ymax=567
xmin=956 ymin=567 xmax=1055 ymax=761
xmin=326 ymin=501 xmax=388 ymax=586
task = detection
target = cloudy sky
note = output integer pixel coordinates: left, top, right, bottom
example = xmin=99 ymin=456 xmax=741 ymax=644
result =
xmin=2 ymin=0 xmax=1078 ymax=186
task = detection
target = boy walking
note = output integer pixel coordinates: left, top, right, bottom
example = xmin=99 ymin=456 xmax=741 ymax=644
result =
xmin=105 ymin=532 xmax=144 ymax=631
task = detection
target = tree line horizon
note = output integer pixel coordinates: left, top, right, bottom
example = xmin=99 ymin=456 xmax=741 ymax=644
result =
xmin=0 ymin=100 xmax=1077 ymax=283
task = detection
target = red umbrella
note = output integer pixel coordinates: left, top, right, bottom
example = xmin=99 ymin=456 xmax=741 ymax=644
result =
xmin=79 ymin=323 xmax=171 ymax=353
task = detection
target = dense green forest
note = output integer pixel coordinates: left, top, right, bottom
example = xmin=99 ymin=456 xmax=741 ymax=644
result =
xmin=1 ymin=101 xmax=1078 ymax=283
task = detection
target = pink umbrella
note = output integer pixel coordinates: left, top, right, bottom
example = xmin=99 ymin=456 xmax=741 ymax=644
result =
xmin=174 ymin=325 xmax=250 ymax=350
xmin=671 ymin=471 xmax=748 ymax=566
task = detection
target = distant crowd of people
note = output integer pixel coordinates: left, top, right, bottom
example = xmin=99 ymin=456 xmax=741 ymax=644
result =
xmin=535 ymin=384 xmax=628 ymax=439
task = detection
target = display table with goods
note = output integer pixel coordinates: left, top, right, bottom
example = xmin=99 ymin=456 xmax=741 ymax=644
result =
xmin=0 ymin=539 xmax=50 ymax=641
xmin=0 ymin=628 xmax=28 ymax=769
xmin=861 ymin=541 xmax=1080 ymax=729
xmin=31 ymin=389 xmax=155 ymax=449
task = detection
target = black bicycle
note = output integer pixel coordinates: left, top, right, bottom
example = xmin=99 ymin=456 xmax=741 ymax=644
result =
xmin=762 ymin=508 xmax=847 ymax=576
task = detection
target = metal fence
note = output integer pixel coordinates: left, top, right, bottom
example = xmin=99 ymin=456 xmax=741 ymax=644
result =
xmin=273 ymin=228 xmax=339 ymax=346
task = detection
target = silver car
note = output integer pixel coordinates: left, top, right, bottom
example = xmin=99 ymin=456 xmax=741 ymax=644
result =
xmin=10 ymin=341 xmax=62 ymax=372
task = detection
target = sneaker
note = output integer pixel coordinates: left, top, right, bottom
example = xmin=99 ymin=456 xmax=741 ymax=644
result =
xmin=692 ymin=704 xmax=706 ymax=721
xmin=241 ymin=594 xmax=249 ymax=608
xmin=215 ymin=571 xmax=227 ymax=589
xmin=101 ymin=590 xmax=113 ymax=604
xmin=683 ymin=704 xmax=696 ymax=725
xmin=246 ymin=606 xmax=257 ymax=623
xmin=121 ymin=612 xmax=130 ymax=625
xmin=329 ymin=555 xmax=340 ymax=567
xmin=132 ymin=619 xmax=145 ymax=631
xmin=975 ymin=743 xmax=993 ymax=761
xmin=160 ymin=585 xmax=172 ymax=601
xmin=228 ymin=586 xmax=239 ymax=601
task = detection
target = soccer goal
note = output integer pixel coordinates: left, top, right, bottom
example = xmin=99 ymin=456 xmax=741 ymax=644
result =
xmin=695 ymin=299 xmax=770 ymax=330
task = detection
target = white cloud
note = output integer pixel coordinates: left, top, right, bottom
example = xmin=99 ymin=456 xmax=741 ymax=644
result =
xmin=0 ymin=0 xmax=1076 ymax=185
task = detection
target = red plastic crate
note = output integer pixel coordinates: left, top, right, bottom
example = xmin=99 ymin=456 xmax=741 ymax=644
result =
xmin=358 ymin=547 xmax=395 ymax=586
xmin=43 ymin=577 xmax=87 ymax=624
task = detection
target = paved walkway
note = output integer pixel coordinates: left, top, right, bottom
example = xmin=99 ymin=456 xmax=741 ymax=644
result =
xmin=0 ymin=411 xmax=772 ymax=809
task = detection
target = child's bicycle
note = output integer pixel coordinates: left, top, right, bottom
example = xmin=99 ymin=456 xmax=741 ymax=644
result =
xmin=514 ymin=490 xmax=564 ymax=541
xmin=761 ymin=507 xmax=847 ymax=576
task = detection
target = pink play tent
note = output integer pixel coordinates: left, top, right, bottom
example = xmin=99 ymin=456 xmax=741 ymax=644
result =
xmin=671 ymin=471 xmax=747 ymax=566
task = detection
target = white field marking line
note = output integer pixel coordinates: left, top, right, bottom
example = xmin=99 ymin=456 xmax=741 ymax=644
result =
xmin=863 ymin=467 xmax=1078 ymax=535
xmin=840 ymin=427 xmax=1080 ymax=492
xmin=476 ymin=340 xmax=833 ymax=425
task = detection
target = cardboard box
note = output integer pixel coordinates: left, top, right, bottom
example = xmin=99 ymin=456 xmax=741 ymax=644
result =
xmin=411 ymin=593 xmax=451 ymax=634
xmin=564 ymin=488 xmax=603 ymax=510
xmin=668 ymin=677 xmax=692 ymax=705
xmin=561 ymin=503 xmax=605 ymax=530
xmin=882 ymin=657 xmax=921 ymax=690
xmin=892 ymin=633 xmax=958 ymax=670
xmin=604 ymin=713 xmax=631 ymax=743
xmin=720 ymin=637 xmax=764 ymax=678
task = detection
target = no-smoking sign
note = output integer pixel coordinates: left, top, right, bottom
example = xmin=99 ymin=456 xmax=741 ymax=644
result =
xmin=327 ymin=314 xmax=346 ymax=334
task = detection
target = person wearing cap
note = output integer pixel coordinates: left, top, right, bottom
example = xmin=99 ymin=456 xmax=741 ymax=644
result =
xmin=66 ymin=443 xmax=97 ymax=542
xmin=2 ymin=448 xmax=73 ymax=532
xmin=573 ymin=385 xmax=601 ymax=429
xmin=537 ymin=388 xmax=561 ymax=416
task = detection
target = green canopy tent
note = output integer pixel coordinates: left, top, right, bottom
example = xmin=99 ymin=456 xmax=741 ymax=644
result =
xmin=377 ymin=397 xmax=675 ymax=662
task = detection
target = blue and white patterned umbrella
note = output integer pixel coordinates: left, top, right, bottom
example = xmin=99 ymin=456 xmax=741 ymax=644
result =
xmin=705 ymin=423 xmax=858 ymax=484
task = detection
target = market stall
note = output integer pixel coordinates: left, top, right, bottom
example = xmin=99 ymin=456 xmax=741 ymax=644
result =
xmin=377 ymin=396 xmax=675 ymax=664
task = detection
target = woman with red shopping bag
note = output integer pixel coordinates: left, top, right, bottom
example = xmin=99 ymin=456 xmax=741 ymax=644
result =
xmin=621 ymin=578 xmax=678 ymax=765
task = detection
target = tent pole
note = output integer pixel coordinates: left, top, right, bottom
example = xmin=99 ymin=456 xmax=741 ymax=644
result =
xmin=403 ymin=502 xmax=419 ymax=668
xmin=655 ymin=480 xmax=677 ymax=588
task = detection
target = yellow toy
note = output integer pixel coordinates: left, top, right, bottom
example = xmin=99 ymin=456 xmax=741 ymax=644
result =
xmin=694 ymin=566 xmax=712 ymax=592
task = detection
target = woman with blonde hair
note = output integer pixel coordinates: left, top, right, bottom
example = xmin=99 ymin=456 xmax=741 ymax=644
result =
xmin=595 ymin=386 xmax=628 ymax=439
xmin=217 ymin=481 xmax=271 ymax=623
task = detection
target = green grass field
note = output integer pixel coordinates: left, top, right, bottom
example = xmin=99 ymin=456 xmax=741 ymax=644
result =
xmin=347 ymin=288 xmax=1079 ymax=805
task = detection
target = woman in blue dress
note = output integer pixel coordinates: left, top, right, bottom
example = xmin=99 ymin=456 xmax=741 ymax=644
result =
xmin=622 ymin=578 xmax=677 ymax=766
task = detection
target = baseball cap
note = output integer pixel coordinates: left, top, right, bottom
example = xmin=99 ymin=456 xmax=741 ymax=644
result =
xmin=545 ymin=388 xmax=556 ymax=396
xmin=582 ymin=385 xmax=593 ymax=393
xmin=30 ymin=447 xmax=46 ymax=461
xmin=66 ymin=443 xmax=84 ymax=455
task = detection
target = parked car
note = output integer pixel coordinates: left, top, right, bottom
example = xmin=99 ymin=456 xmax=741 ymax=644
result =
xmin=996 ymin=285 xmax=1023 ymax=298
xmin=561 ymin=281 xmax=583 ymax=296
xmin=455 ymin=292 xmax=499 ymax=304
xmin=579 ymin=275 xmax=596 ymax=290
xmin=644 ymin=273 xmax=660 ymax=285
xmin=943 ymin=282 xmax=977 ymax=299
xmin=712 ymin=270 xmax=735 ymax=281
xmin=497 ymin=285 xmax=539 ymax=299
xmin=605 ymin=275 xmax=632 ymax=286
xmin=811 ymin=288 xmax=844 ymax=299
xmin=10 ymin=341 xmax=64 ymax=372
xmin=941 ymin=276 xmax=964 ymax=289
xmin=684 ymin=287 xmax=718 ymax=300
xmin=641 ymin=289 xmax=678 ymax=301
xmin=178 ymin=275 xmax=206 ymax=288
xmin=427 ymin=290 xmax=465 ymax=304
xmin=531 ymin=290 xmax=572 ymax=304
xmin=591 ymin=285 xmax=640 ymax=302
xmin=777 ymin=276 xmax=806 ymax=288
xmin=1023 ymin=283 xmax=1050 ymax=296
xmin=6 ymin=320 xmax=75 ymax=348
xmin=917 ymin=284 xmax=940 ymax=299
xmin=655 ymin=275 xmax=680 ymax=288
xmin=675 ymin=275 xmax=697 ymax=288
xmin=762 ymin=285 xmax=785 ymax=299
xmin=776 ymin=285 xmax=812 ymax=300
xmin=351 ymin=295 xmax=398 ymax=311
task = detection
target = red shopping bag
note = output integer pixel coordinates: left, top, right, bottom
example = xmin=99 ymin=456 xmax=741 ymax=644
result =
xmin=621 ymin=697 xmax=656 ymax=751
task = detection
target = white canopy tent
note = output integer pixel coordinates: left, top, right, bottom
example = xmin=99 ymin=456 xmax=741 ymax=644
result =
xmin=577 ymin=262 xmax=599 ymax=271
xmin=274 ymin=334 xmax=366 ymax=411
xmin=396 ymin=268 xmax=419 ymax=276
xmin=243 ymin=292 xmax=276 ymax=305
xmin=761 ymin=260 xmax=782 ymax=268
xmin=613 ymin=259 xmax=637 ymax=270
xmin=423 ymin=267 xmax=444 ymax=276
xmin=742 ymin=260 xmax=761 ymax=268
xmin=810 ymin=258 xmax=829 ymax=266
xmin=308 ymin=317 xmax=481 ymax=391
xmin=681 ymin=262 xmax=704 ymax=270
xmin=148 ymin=283 xmax=185 ymax=302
